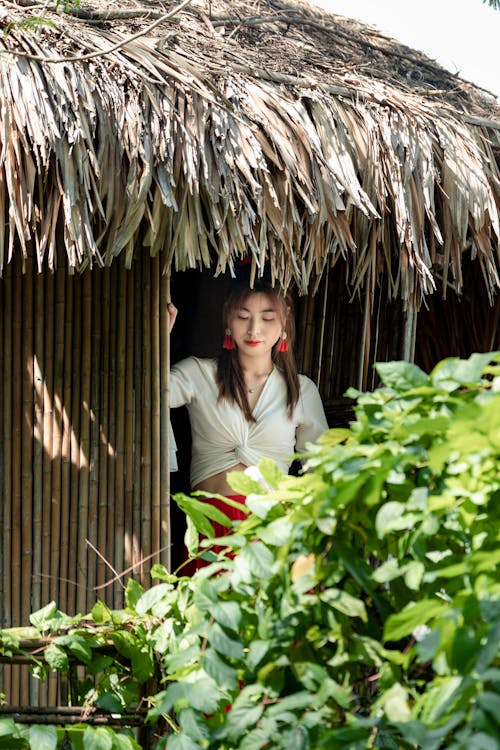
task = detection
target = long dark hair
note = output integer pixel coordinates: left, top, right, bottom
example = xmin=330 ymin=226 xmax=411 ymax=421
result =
xmin=216 ymin=280 xmax=300 ymax=422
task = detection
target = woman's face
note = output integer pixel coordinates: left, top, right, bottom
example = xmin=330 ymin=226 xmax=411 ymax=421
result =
xmin=228 ymin=292 xmax=285 ymax=356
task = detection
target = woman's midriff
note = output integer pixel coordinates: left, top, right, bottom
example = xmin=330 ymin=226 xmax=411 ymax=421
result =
xmin=193 ymin=463 xmax=248 ymax=496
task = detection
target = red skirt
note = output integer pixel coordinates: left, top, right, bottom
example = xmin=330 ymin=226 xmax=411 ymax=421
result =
xmin=183 ymin=494 xmax=247 ymax=574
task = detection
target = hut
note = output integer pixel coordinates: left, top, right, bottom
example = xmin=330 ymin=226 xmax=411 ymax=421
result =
xmin=0 ymin=0 xmax=499 ymax=704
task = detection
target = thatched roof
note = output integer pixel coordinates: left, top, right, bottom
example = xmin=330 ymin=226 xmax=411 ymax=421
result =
xmin=1 ymin=0 xmax=499 ymax=304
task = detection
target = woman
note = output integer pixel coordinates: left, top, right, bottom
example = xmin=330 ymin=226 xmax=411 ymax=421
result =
xmin=167 ymin=279 xmax=328 ymax=554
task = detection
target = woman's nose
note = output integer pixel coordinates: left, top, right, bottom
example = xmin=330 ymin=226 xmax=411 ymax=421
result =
xmin=247 ymin=318 xmax=260 ymax=335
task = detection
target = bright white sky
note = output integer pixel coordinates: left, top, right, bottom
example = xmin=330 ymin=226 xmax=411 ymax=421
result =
xmin=310 ymin=0 xmax=500 ymax=100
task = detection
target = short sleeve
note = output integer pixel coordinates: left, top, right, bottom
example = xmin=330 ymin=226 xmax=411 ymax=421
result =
xmin=169 ymin=357 xmax=198 ymax=408
xmin=295 ymin=376 xmax=329 ymax=454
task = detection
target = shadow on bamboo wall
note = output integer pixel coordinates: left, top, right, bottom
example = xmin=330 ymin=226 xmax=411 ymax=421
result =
xmin=0 ymin=249 xmax=171 ymax=705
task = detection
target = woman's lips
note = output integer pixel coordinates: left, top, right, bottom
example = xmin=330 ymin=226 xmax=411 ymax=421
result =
xmin=245 ymin=340 xmax=261 ymax=347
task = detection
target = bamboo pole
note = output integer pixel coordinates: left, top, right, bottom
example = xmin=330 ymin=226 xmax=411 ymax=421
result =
xmin=124 ymin=270 xmax=135 ymax=575
xmin=88 ymin=270 xmax=101 ymax=604
xmin=105 ymin=265 xmax=118 ymax=606
xmin=41 ymin=272 xmax=54 ymax=613
xmin=48 ymin=267 xmax=65 ymax=706
xmin=358 ymin=279 xmax=372 ymax=391
xmin=32 ymin=267 xmax=45 ymax=617
xmin=151 ymin=254 xmax=161 ymax=570
xmin=113 ymin=263 xmax=127 ymax=603
xmin=159 ymin=272 xmax=171 ymax=571
xmin=11 ymin=256 xmax=23 ymax=703
xmin=97 ymin=269 xmax=110 ymax=594
xmin=50 ymin=268 xmax=65 ymax=597
xmin=141 ymin=257 xmax=152 ymax=586
xmin=59 ymin=273 xmax=74 ymax=616
xmin=0 ymin=267 xmax=4 ymax=634
xmin=132 ymin=264 xmax=143 ymax=578
xmin=21 ymin=250 xmax=34 ymax=702
xmin=315 ymin=266 xmax=329 ymax=390
xmin=77 ymin=271 xmax=92 ymax=615
xmin=68 ymin=274 xmax=82 ymax=617
xmin=320 ymin=270 xmax=336 ymax=403
xmin=1 ymin=262 xmax=12 ymax=701
xmin=0 ymin=273 xmax=4 ymax=699
xmin=401 ymin=305 xmax=417 ymax=363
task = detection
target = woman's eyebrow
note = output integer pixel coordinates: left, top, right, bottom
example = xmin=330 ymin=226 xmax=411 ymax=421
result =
xmin=238 ymin=305 xmax=277 ymax=313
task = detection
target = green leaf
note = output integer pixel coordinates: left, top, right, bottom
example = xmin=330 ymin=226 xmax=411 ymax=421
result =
xmin=239 ymin=541 xmax=275 ymax=580
xmin=91 ymin=601 xmax=113 ymax=624
xmin=177 ymin=708 xmax=210 ymax=743
xmin=43 ymin=644 xmax=69 ymax=671
xmin=375 ymin=361 xmax=429 ymax=391
xmin=131 ymin=648 xmax=155 ymax=683
xmin=201 ymin=648 xmax=239 ymax=689
xmin=125 ymin=579 xmax=144 ymax=610
xmin=55 ymin=634 xmax=93 ymax=665
xmin=158 ymin=678 xmax=221 ymax=714
xmin=166 ymin=734 xmax=201 ymax=750
xmin=225 ymin=471 xmax=265 ymax=496
xmin=29 ymin=602 xmax=59 ymax=629
xmin=83 ymin=727 xmax=113 ymax=750
xmin=477 ymin=691 xmax=500 ymax=719
xmin=111 ymin=734 xmax=141 ymax=750
xmin=320 ymin=589 xmax=367 ymax=622
xmin=205 ymin=623 xmax=244 ymax=660
xmin=384 ymin=599 xmax=447 ymax=641
xmin=217 ymin=702 xmax=265 ymax=742
xmin=258 ymin=457 xmax=286 ymax=488
xmin=378 ymin=682 xmax=411 ymax=722
xmin=135 ymin=584 xmax=173 ymax=617
xmin=375 ymin=502 xmax=418 ymax=537
xmin=28 ymin=726 xmax=57 ymax=750
xmin=430 ymin=353 xmax=495 ymax=391
xmin=150 ymin=564 xmax=177 ymax=582
xmin=96 ymin=693 xmax=124 ymax=713
xmin=259 ymin=516 xmax=291 ymax=546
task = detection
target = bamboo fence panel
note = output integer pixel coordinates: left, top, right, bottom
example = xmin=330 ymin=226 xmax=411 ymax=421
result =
xmin=0 ymin=250 xmax=172 ymax=706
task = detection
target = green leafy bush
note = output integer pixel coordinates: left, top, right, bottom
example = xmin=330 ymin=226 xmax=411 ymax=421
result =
xmin=1 ymin=352 xmax=499 ymax=749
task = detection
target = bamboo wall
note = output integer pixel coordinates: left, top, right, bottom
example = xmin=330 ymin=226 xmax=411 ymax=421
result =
xmin=0 ymin=250 xmax=171 ymax=705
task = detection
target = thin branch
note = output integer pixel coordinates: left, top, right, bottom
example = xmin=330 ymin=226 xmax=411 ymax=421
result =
xmin=93 ymin=544 xmax=171 ymax=591
xmin=4 ymin=0 xmax=193 ymax=63
xmin=10 ymin=0 xmax=164 ymax=20
xmin=85 ymin=538 xmax=126 ymax=590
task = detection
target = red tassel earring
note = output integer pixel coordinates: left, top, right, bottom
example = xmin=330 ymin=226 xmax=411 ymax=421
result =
xmin=276 ymin=333 xmax=288 ymax=353
xmin=222 ymin=329 xmax=236 ymax=350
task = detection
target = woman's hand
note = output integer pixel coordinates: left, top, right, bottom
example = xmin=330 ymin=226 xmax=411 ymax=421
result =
xmin=167 ymin=301 xmax=178 ymax=333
